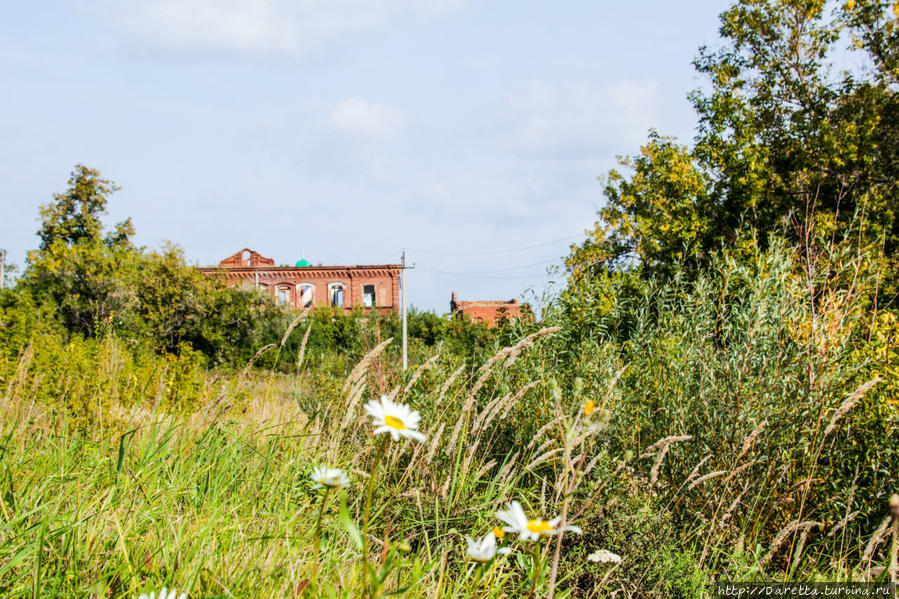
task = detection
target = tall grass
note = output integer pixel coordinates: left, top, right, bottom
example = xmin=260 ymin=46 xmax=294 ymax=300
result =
xmin=1 ymin=238 xmax=897 ymax=597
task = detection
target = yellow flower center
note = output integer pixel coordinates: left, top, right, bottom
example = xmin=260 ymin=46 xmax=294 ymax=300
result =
xmin=526 ymin=519 xmax=553 ymax=534
xmin=385 ymin=414 xmax=407 ymax=430
xmin=583 ymin=400 xmax=596 ymax=416
xmin=492 ymin=526 xmax=506 ymax=539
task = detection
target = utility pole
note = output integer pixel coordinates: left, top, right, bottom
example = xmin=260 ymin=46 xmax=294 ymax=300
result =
xmin=401 ymin=250 xmax=408 ymax=370
xmin=0 ymin=248 xmax=6 ymax=290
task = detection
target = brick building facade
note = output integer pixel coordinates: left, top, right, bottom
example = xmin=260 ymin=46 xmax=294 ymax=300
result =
xmin=450 ymin=291 xmax=530 ymax=327
xmin=201 ymin=249 xmax=402 ymax=314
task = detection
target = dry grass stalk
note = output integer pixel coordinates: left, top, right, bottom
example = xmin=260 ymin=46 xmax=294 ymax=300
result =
xmin=686 ymin=455 xmax=713 ymax=484
xmin=465 ymin=327 xmax=561 ymax=406
xmin=444 ymin=408 xmax=466 ymax=457
xmin=736 ymin=420 xmax=767 ymax=462
xmin=403 ymin=354 xmax=439 ymax=394
xmin=823 ymin=378 xmax=881 ymax=438
xmin=687 ymin=470 xmax=727 ymax=491
xmin=790 ymin=528 xmax=811 ymax=572
xmin=423 ymin=422 xmax=445 ymax=466
xmin=296 ymin=321 xmax=313 ymax=369
xmin=730 ymin=459 xmax=763 ymax=478
xmin=584 ymin=452 xmax=606 ymax=477
xmin=497 ymin=451 xmax=520 ymax=486
xmin=338 ymin=377 xmax=368 ymax=435
xmin=464 ymin=370 xmax=493 ymax=410
xmin=474 ymin=459 xmax=497 ymax=481
xmin=532 ymin=438 xmax=556 ymax=458
xmin=827 ymin=511 xmax=861 ymax=538
xmin=640 ymin=435 xmax=692 ymax=459
xmin=471 ymin=392 xmax=509 ymax=436
xmin=279 ymin=308 xmax=311 ymax=347
xmin=760 ymin=520 xmax=823 ymax=566
xmin=475 ymin=382 xmax=537 ymax=436
xmin=527 ymin=416 xmax=566 ymax=451
xmin=861 ymin=516 xmax=892 ymax=565
xmin=721 ymin=486 xmax=749 ymax=525
xmin=650 ymin=444 xmax=673 ymax=486
xmin=436 ymin=365 xmax=465 ymax=405
xmin=7 ymin=343 xmax=34 ymax=400
xmin=523 ymin=447 xmax=564 ymax=472
xmin=479 ymin=326 xmax=561 ymax=373
xmin=241 ymin=343 xmax=276 ymax=378
xmin=342 ymin=338 xmax=393 ymax=394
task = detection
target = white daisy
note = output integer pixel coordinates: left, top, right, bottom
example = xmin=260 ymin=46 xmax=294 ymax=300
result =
xmin=310 ymin=466 xmax=350 ymax=489
xmin=587 ymin=549 xmax=622 ymax=564
xmin=138 ymin=588 xmax=186 ymax=599
xmin=495 ymin=500 xmax=583 ymax=542
xmin=465 ymin=531 xmax=513 ymax=563
xmin=363 ymin=395 xmax=426 ymax=442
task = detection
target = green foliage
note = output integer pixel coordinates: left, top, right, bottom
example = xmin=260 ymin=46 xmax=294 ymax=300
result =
xmin=569 ymin=0 xmax=899 ymax=294
xmin=552 ymin=235 xmax=899 ymax=576
xmin=36 ymin=164 xmax=134 ymax=252
xmin=132 ymin=245 xmax=284 ymax=364
xmin=566 ymin=132 xmax=714 ymax=280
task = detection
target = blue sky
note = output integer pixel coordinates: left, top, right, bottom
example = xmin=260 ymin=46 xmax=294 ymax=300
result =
xmin=1 ymin=0 xmax=729 ymax=312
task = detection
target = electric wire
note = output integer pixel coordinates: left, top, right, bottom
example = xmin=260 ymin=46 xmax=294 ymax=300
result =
xmin=416 ymin=266 xmax=562 ymax=280
xmin=404 ymin=233 xmax=582 ymax=257
xmin=416 ymin=258 xmax=559 ymax=275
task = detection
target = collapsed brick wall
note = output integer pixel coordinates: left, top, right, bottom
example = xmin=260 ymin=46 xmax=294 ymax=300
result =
xmin=201 ymin=249 xmax=402 ymax=313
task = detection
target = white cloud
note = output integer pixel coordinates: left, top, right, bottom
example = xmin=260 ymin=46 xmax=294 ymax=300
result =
xmin=502 ymin=78 xmax=661 ymax=157
xmin=332 ymin=98 xmax=401 ymax=136
xmin=96 ymin=0 xmax=470 ymax=55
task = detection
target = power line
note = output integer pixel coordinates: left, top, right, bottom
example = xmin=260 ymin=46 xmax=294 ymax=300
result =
xmin=418 ymin=258 xmax=559 ymax=275
xmin=416 ymin=266 xmax=562 ymax=281
xmin=405 ymin=233 xmax=583 ymax=257
xmin=380 ymin=248 xmax=404 ymax=264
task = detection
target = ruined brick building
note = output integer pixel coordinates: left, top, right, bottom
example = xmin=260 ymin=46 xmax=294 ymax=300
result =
xmin=201 ymin=249 xmax=402 ymax=314
xmin=450 ymin=291 xmax=530 ymax=327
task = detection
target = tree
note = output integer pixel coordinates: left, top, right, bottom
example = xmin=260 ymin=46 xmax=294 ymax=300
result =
xmin=37 ymin=164 xmax=133 ymax=250
xmin=569 ymin=0 xmax=899 ymax=296
xmin=566 ymin=132 xmax=714 ymax=281
xmin=24 ymin=165 xmax=139 ymax=337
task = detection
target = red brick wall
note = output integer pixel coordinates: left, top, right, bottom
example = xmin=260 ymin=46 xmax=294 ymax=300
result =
xmin=457 ymin=303 xmax=525 ymax=327
xmin=201 ymin=258 xmax=402 ymax=314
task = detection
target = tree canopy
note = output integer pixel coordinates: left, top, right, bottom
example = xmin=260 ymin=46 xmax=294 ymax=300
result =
xmin=568 ymin=0 xmax=899 ymax=298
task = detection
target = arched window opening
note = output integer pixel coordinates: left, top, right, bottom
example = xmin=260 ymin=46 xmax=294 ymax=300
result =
xmin=329 ymin=283 xmax=345 ymax=308
xmin=277 ymin=286 xmax=291 ymax=306
xmin=297 ymin=283 xmax=315 ymax=308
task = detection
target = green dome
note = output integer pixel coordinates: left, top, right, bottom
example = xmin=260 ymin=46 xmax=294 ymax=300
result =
xmin=295 ymin=259 xmax=311 ymax=267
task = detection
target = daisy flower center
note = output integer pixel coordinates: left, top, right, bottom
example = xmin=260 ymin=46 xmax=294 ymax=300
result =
xmin=526 ymin=519 xmax=553 ymax=534
xmin=385 ymin=415 xmax=407 ymax=430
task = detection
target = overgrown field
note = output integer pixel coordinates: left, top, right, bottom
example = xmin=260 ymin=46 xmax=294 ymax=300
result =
xmin=1 ymin=241 xmax=897 ymax=598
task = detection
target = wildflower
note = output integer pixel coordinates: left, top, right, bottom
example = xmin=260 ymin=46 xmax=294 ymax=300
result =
xmin=496 ymin=501 xmax=583 ymax=542
xmin=138 ymin=588 xmax=186 ymax=599
xmin=310 ymin=466 xmax=350 ymax=489
xmin=492 ymin=526 xmax=506 ymax=539
xmin=587 ymin=549 xmax=622 ymax=564
xmin=583 ymin=400 xmax=596 ymax=416
xmin=363 ymin=395 xmax=426 ymax=442
xmin=465 ymin=531 xmax=512 ymax=563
